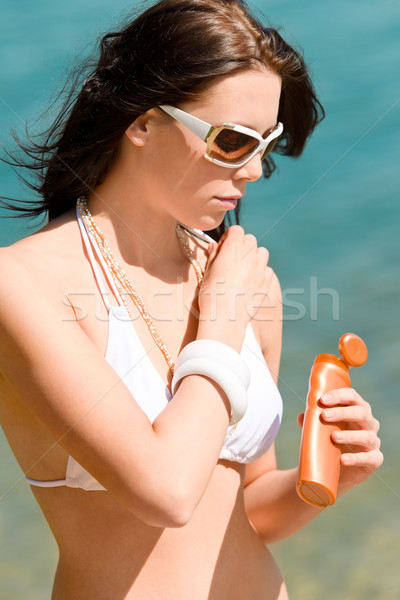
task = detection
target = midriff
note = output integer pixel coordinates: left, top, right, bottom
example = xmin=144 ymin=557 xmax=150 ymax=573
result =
xmin=31 ymin=461 xmax=286 ymax=600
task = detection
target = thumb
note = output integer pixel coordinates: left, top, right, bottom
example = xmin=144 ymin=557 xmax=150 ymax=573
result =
xmin=205 ymin=241 xmax=218 ymax=269
xmin=297 ymin=412 xmax=305 ymax=428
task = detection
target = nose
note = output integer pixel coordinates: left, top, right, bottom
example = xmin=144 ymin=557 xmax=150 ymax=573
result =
xmin=231 ymin=153 xmax=264 ymax=183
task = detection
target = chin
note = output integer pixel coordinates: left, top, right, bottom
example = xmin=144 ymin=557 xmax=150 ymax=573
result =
xmin=179 ymin=213 xmax=226 ymax=232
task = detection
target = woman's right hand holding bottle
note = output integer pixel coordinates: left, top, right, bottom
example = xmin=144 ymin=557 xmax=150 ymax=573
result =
xmin=197 ymin=225 xmax=273 ymax=351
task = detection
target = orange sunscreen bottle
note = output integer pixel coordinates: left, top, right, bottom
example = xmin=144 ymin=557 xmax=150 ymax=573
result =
xmin=296 ymin=333 xmax=368 ymax=508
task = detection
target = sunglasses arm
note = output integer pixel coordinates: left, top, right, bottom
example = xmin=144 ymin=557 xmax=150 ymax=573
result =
xmin=159 ymin=105 xmax=212 ymax=142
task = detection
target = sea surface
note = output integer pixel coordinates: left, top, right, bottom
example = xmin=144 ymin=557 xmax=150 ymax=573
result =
xmin=0 ymin=0 xmax=399 ymax=598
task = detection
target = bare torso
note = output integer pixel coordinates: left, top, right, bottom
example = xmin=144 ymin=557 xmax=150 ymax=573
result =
xmin=0 ymin=209 xmax=288 ymax=599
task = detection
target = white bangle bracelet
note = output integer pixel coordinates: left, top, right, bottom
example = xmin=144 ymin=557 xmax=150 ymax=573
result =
xmin=174 ymin=339 xmax=250 ymax=391
xmin=172 ymin=339 xmax=250 ymax=424
xmin=171 ymin=358 xmax=248 ymax=425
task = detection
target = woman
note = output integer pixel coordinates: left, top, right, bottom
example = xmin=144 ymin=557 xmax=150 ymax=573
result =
xmin=0 ymin=1 xmax=383 ymax=598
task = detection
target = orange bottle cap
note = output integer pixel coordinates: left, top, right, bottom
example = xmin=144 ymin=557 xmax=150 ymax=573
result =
xmin=338 ymin=333 xmax=368 ymax=367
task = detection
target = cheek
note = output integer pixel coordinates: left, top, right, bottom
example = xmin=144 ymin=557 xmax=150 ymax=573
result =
xmin=161 ymin=149 xmax=211 ymax=197
xmin=160 ymin=124 xmax=208 ymax=175
xmin=171 ymin=170 xmax=230 ymax=230
xmin=147 ymin=127 xmax=231 ymax=218
xmin=169 ymin=160 xmax=220 ymax=202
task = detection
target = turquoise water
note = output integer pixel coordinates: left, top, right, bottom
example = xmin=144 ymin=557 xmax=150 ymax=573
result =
xmin=1 ymin=0 xmax=399 ymax=598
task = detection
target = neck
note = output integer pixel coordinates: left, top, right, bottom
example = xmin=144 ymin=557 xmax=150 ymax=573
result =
xmin=84 ymin=138 xmax=202 ymax=277
xmin=86 ymin=187 xmax=184 ymax=275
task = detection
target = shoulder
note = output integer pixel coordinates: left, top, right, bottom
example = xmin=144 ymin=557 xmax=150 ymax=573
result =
xmin=251 ymin=270 xmax=282 ymax=384
xmin=0 ymin=208 xmax=82 ymax=286
xmin=0 ymin=210 xmax=83 ymax=342
xmin=0 ymin=243 xmax=49 ymax=301
xmin=250 ymin=266 xmax=282 ymax=326
xmin=4 ymin=207 xmax=78 ymax=257
xmin=0 ymin=244 xmax=73 ymax=344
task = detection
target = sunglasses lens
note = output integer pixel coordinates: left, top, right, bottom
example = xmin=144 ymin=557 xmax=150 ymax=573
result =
xmin=261 ymin=136 xmax=279 ymax=161
xmin=209 ymin=129 xmax=259 ymax=165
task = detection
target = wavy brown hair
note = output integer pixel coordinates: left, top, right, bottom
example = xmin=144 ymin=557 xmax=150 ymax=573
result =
xmin=3 ymin=0 xmax=324 ymax=239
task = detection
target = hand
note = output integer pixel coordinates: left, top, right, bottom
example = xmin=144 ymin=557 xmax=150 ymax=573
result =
xmin=299 ymin=388 xmax=383 ymax=495
xmin=200 ymin=225 xmax=273 ymax=326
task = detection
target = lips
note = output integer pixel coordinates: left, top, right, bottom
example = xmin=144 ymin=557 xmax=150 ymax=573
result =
xmin=216 ymin=196 xmax=242 ymax=201
xmin=215 ymin=197 xmax=240 ymax=209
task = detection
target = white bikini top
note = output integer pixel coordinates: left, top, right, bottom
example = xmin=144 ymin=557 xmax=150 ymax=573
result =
xmin=25 ymin=210 xmax=282 ymax=491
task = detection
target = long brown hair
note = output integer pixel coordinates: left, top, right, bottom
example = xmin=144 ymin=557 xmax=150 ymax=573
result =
xmin=3 ymin=0 xmax=324 ymax=239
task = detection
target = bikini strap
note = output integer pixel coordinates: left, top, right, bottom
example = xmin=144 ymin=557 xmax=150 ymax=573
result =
xmin=76 ymin=206 xmax=125 ymax=310
xmin=179 ymin=224 xmax=215 ymax=244
xmin=25 ymin=475 xmax=66 ymax=488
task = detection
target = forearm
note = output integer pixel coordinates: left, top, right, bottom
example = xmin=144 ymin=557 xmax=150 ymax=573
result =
xmin=244 ymin=467 xmax=324 ymax=543
xmin=147 ymin=319 xmax=248 ymax=523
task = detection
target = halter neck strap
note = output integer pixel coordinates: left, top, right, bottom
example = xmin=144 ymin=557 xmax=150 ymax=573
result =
xmin=76 ymin=206 xmax=125 ymax=310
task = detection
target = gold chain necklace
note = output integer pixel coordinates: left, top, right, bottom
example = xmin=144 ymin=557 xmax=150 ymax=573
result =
xmin=77 ymin=197 xmax=204 ymax=374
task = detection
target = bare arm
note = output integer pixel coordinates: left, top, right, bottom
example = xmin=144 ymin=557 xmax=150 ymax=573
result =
xmin=243 ymin=272 xmax=321 ymax=542
xmin=0 ymin=226 xmax=273 ymax=528
xmin=243 ymin=274 xmax=383 ymax=543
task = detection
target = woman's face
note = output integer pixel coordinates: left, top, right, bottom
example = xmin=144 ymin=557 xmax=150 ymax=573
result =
xmin=128 ymin=68 xmax=282 ymax=231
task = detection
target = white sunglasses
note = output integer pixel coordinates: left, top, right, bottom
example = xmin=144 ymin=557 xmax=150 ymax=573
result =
xmin=159 ymin=104 xmax=283 ymax=168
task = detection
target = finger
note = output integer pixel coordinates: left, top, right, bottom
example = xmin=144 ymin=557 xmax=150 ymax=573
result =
xmin=297 ymin=412 xmax=305 ymax=428
xmin=321 ymin=405 xmax=379 ymax=432
xmin=242 ymin=233 xmax=258 ymax=252
xmin=320 ymin=387 xmax=368 ymax=408
xmin=256 ymin=246 xmax=269 ymax=264
xmin=332 ymin=428 xmax=381 ymax=450
xmin=215 ymin=227 xmax=245 ymax=254
xmin=220 ymin=225 xmax=244 ymax=243
xmin=341 ymin=449 xmax=384 ymax=470
xmin=206 ymin=241 xmax=216 ymax=256
xmin=204 ymin=241 xmax=218 ymax=269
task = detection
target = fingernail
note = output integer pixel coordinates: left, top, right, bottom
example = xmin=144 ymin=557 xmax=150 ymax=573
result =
xmin=321 ymin=393 xmax=333 ymax=403
xmin=334 ymin=432 xmax=343 ymax=442
xmin=323 ymin=409 xmax=336 ymax=420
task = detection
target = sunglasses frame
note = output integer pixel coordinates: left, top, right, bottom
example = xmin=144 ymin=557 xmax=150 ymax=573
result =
xmin=159 ymin=105 xmax=283 ymax=168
